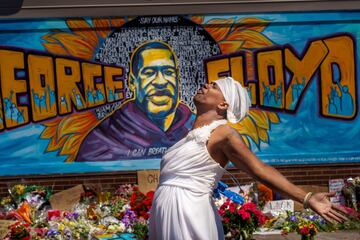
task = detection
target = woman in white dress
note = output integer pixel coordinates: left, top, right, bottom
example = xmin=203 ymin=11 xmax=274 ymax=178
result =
xmin=149 ymin=77 xmax=348 ymax=240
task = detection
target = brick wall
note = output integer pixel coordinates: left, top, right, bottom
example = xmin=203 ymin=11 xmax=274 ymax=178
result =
xmin=0 ymin=163 xmax=359 ymax=198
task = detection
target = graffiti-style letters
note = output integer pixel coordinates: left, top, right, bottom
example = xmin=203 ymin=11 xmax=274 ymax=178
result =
xmin=0 ymin=49 xmax=125 ymax=130
xmin=0 ymin=50 xmax=29 ymax=128
xmin=205 ymin=34 xmax=357 ymax=119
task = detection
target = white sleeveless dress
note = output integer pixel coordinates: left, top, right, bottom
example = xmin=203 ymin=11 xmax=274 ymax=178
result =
xmin=149 ymin=119 xmax=227 ymax=240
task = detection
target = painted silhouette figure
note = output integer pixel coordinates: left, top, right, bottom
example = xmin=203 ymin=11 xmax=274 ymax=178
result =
xmin=336 ymin=82 xmax=354 ymax=116
xmin=60 ymin=96 xmax=69 ymax=112
xmin=328 ymin=94 xmax=337 ymax=114
xmin=276 ymin=83 xmax=283 ymax=107
xmin=4 ymin=90 xmax=15 ymax=119
xmin=108 ymin=87 xmax=115 ymax=102
xmin=72 ymin=89 xmax=84 ymax=108
xmin=86 ymin=87 xmax=95 ymax=105
xmin=262 ymin=82 xmax=271 ymax=106
xmin=47 ymin=85 xmax=56 ymax=108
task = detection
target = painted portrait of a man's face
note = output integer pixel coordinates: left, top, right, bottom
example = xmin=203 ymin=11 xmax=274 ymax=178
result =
xmin=130 ymin=41 xmax=179 ymax=118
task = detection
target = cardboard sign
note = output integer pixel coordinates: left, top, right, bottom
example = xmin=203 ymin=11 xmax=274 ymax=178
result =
xmin=263 ymin=200 xmax=294 ymax=214
xmin=0 ymin=220 xmax=16 ymax=239
xmin=329 ymin=179 xmax=345 ymax=205
xmin=137 ymin=170 xmax=160 ymax=194
xmin=49 ymin=184 xmax=84 ymax=210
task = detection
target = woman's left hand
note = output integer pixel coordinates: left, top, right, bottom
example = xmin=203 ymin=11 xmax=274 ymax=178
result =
xmin=308 ymin=192 xmax=349 ymax=223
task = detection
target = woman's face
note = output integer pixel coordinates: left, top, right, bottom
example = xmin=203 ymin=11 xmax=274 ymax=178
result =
xmin=193 ymin=82 xmax=226 ymax=110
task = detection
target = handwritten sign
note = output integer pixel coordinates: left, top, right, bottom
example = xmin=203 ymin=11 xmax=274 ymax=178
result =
xmin=49 ymin=184 xmax=84 ymax=210
xmin=0 ymin=220 xmax=16 ymax=239
xmin=329 ymin=179 xmax=345 ymax=205
xmin=137 ymin=170 xmax=160 ymax=194
xmin=263 ymin=200 xmax=294 ymax=217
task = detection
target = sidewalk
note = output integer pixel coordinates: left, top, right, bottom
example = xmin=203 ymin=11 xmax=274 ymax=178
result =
xmin=254 ymin=231 xmax=360 ymax=240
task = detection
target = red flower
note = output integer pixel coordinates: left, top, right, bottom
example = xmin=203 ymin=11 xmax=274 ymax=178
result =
xmin=47 ymin=210 xmax=61 ymax=221
xmin=146 ymin=191 xmax=155 ymax=199
xmin=237 ymin=209 xmax=251 ymax=220
xmin=243 ymin=202 xmax=257 ymax=211
xmin=229 ymin=204 xmax=236 ymax=213
xmin=258 ymin=214 xmax=267 ymax=225
xmin=218 ymin=209 xmax=225 ymax=216
xmin=223 ymin=198 xmax=231 ymax=207
xmin=129 ymin=189 xmax=154 ymax=220
xmin=300 ymin=226 xmax=310 ymax=236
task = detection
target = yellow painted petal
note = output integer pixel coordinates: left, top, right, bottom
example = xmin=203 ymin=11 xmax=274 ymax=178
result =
xmin=266 ymin=111 xmax=280 ymax=124
xmin=190 ymin=16 xmax=204 ymax=24
xmin=40 ymin=124 xmax=58 ymax=139
xmin=231 ymin=117 xmax=259 ymax=146
xmin=257 ymin=127 xmax=269 ymax=143
xmin=234 ymin=17 xmax=270 ymax=33
xmin=205 ymin=18 xmax=234 ymax=41
xmin=249 ymin=109 xmax=270 ymax=130
xmin=58 ymin=112 xmax=97 ymax=137
xmin=219 ymin=40 xmax=244 ymax=54
xmin=46 ymin=135 xmax=67 ymax=152
xmin=42 ymin=112 xmax=98 ymax=160
xmin=241 ymin=135 xmax=251 ymax=148
xmin=42 ymin=42 xmax=70 ymax=56
xmin=110 ymin=17 xmax=127 ymax=28
xmin=50 ymin=32 xmax=94 ymax=59
xmin=93 ymin=18 xmax=112 ymax=39
xmin=227 ymin=29 xmax=273 ymax=49
xmin=66 ymin=18 xmax=99 ymax=49
xmin=42 ymin=33 xmax=59 ymax=43
xmin=59 ymin=134 xmax=84 ymax=160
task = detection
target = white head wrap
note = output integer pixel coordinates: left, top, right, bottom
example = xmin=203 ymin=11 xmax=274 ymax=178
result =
xmin=214 ymin=77 xmax=251 ymax=123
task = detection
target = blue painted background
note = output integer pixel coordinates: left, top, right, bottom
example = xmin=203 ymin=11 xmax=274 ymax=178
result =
xmin=0 ymin=11 xmax=359 ymax=175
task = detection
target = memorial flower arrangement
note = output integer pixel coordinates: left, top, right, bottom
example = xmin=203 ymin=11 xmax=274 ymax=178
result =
xmin=0 ymin=184 xmax=154 ymax=240
xmin=264 ymin=211 xmax=321 ymax=239
xmin=217 ymin=198 xmax=267 ymax=240
xmin=8 ymin=221 xmax=32 ymax=240
xmin=1 ymin=182 xmax=360 ymax=239
xmin=264 ymin=207 xmax=360 ymax=240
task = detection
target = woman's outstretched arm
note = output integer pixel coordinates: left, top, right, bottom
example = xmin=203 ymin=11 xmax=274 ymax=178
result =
xmin=220 ymin=126 xmax=348 ymax=223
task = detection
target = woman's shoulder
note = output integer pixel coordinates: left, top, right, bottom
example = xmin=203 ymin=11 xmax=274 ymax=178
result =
xmin=214 ymin=124 xmax=238 ymax=136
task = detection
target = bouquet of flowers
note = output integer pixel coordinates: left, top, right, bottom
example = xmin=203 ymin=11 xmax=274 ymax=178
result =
xmin=265 ymin=211 xmax=324 ymax=240
xmin=296 ymin=222 xmax=318 ymax=240
xmin=9 ymin=184 xmax=52 ymax=208
xmin=129 ymin=186 xmax=154 ymax=220
xmin=218 ymin=198 xmax=267 ymax=240
xmin=5 ymin=221 xmax=31 ymax=240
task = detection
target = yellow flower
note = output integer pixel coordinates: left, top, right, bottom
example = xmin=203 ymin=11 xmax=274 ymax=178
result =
xmin=58 ymin=223 xmax=65 ymax=231
xmin=13 ymin=184 xmax=25 ymax=195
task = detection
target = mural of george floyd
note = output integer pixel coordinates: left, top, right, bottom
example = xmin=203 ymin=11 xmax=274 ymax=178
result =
xmin=0 ymin=11 xmax=359 ymax=194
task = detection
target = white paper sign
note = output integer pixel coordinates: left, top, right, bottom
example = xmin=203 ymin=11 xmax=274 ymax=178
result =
xmin=263 ymin=200 xmax=294 ymax=217
xmin=329 ymin=179 xmax=345 ymax=205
